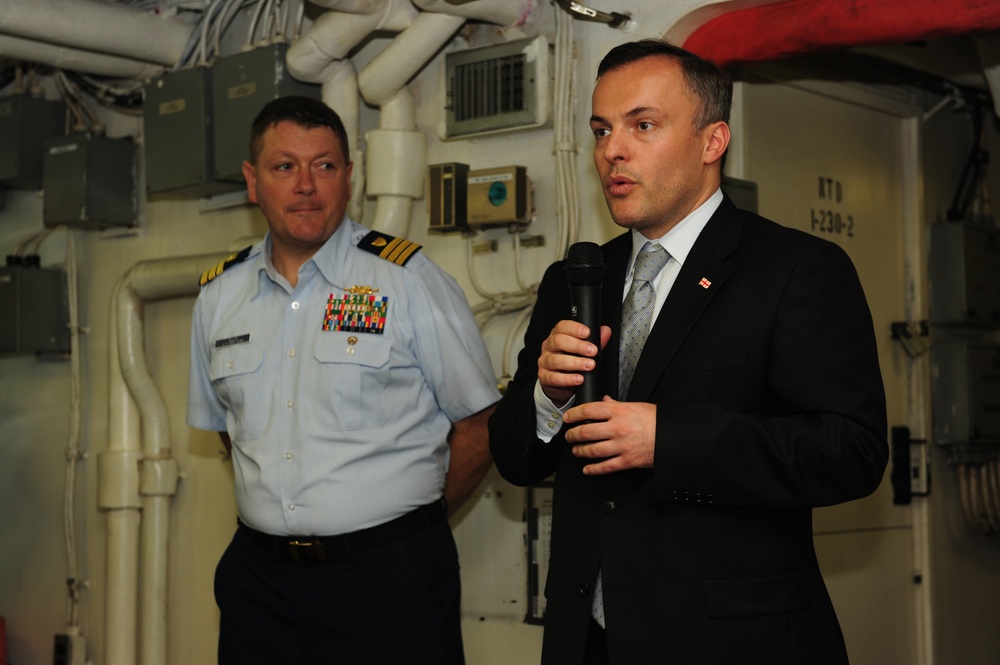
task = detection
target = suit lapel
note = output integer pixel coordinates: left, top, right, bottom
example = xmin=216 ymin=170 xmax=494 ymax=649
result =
xmin=627 ymin=197 xmax=744 ymax=401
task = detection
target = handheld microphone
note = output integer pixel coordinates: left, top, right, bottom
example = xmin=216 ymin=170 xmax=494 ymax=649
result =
xmin=564 ymin=242 xmax=605 ymax=405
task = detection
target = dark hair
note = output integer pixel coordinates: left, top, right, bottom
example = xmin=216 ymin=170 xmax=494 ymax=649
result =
xmin=248 ymin=95 xmax=350 ymax=164
xmin=597 ymin=38 xmax=732 ymax=132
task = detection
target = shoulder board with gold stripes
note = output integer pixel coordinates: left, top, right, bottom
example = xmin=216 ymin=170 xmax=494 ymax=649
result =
xmin=199 ymin=245 xmax=253 ymax=287
xmin=357 ymin=231 xmax=422 ymax=266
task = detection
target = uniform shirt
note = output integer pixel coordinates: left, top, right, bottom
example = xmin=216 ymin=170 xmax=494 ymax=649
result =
xmin=533 ymin=189 xmax=723 ymax=439
xmin=187 ymin=218 xmax=500 ymax=536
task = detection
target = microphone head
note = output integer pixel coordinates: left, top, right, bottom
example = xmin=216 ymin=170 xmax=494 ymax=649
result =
xmin=565 ymin=242 xmax=605 ymax=286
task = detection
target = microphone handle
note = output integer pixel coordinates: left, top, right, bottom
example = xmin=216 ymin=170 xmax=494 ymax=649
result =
xmin=569 ymin=283 xmax=602 ymax=404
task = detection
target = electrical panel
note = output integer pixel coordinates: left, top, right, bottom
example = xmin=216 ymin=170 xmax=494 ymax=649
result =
xmin=144 ymin=67 xmax=243 ymax=197
xmin=467 ymin=165 xmax=531 ymax=227
xmin=932 ymin=342 xmax=1000 ymax=444
xmin=928 ymin=222 xmax=1000 ymax=326
xmin=43 ymin=133 xmax=136 ymax=230
xmin=428 ymin=162 xmax=469 ymax=233
xmin=0 ymin=95 xmax=66 ymax=189
xmin=444 ymin=37 xmax=550 ymax=139
xmin=0 ymin=263 xmax=70 ymax=355
xmin=211 ymin=43 xmax=320 ymax=182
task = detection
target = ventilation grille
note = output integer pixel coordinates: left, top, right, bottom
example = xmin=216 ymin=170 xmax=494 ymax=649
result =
xmin=444 ymin=37 xmax=549 ymax=139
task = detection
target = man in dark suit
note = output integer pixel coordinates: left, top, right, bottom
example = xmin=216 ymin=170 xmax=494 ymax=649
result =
xmin=488 ymin=39 xmax=888 ymax=665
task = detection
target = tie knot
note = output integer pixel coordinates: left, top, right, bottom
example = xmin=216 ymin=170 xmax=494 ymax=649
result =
xmin=632 ymin=244 xmax=669 ymax=284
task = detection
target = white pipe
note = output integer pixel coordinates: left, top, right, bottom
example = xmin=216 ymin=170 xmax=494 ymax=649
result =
xmin=105 ymin=254 xmax=228 ymax=665
xmin=101 ymin=279 xmax=143 ymax=665
xmin=356 ymin=11 xmax=463 ymax=106
xmin=412 ymin=0 xmax=535 ymax=26
xmin=0 ymin=0 xmax=193 ymax=66
xmin=0 ymin=34 xmax=165 ymax=79
xmin=286 ymin=0 xmax=416 ymax=82
xmin=321 ymin=62 xmax=367 ymax=222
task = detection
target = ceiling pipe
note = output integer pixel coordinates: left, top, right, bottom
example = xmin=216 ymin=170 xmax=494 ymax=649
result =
xmin=0 ymin=0 xmax=192 ymax=67
xmin=412 ymin=0 xmax=535 ymax=26
xmin=357 ymin=10 xmax=464 ymax=235
xmin=0 ymin=34 xmax=166 ymax=79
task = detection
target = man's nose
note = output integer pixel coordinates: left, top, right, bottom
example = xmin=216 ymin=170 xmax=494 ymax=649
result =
xmin=295 ymin=168 xmax=315 ymax=194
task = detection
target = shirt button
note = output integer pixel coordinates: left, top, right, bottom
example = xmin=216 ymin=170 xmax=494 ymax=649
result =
xmin=227 ymin=360 xmax=233 ymax=369
xmin=287 ymin=503 xmax=296 ymax=511
xmin=601 ymin=500 xmax=616 ymax=514
xmin=288 ymin=349 xmax=296 ymax=358
xmin=286 ymin=400 xmax=293 ymax=409
xmin=579 ymin=583 xmax=591 ymax=596
xmin=291 ymin=301 xmax=300 ymax=310
xmin=346 ymin=347 xmax=355 ymax=355
xmin=284 ymin=452 xmax=293 ymax=460
xmin=546 ymin=421 xmax=556 ymax=429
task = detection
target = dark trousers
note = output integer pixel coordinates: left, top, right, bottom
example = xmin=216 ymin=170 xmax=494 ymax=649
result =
xmin=215 ymin=518 xmax=464 ymax=664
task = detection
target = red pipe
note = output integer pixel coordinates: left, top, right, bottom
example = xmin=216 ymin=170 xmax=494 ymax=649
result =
xmin=683 ymin=0 xmax=1000 ymax=66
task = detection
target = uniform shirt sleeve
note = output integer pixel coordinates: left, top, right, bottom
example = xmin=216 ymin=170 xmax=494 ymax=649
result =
xmin=404 ymin=258 xmax=500 ymax=422
xmin=186 ymin=288 xmax=228 ymax=432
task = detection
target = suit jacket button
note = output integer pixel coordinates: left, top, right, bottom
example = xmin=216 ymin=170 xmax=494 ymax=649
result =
xmin=601 ymin=500 xmax=616 ymax=514
xmin=579 ymin=583 xmax=590 ymax=596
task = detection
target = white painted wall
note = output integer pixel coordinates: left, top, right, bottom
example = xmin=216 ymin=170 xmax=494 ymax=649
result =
xmin=2 ymin=2 xmax=999 ymax=664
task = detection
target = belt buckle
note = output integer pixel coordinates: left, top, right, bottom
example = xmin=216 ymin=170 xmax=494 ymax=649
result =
xmin=287 ymin=539 xmax=326 ymax=564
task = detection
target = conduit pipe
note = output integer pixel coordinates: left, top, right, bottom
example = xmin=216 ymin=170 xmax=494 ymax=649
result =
xmin=321 ymin=62 xmax=367 ymax=222
xmin=412 ymin=0 xmax=535 ymax=27
xmin=0 ymin=0 xmax=192 ymax=67
xmin=0 ymin=34 xmax=166 ymax=79
xmin=355 ymin=10 xmax=462 ymax=234
xmin=101 ymin=253 xmax=228 ymax=665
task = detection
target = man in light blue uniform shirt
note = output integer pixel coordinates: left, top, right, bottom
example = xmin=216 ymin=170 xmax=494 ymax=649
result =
xmin=187 ymin=95 xmax=499 ymax=664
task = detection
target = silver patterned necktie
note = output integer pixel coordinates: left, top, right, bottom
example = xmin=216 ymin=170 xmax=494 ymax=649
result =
xmin=592 ymin=242 xmax=669 ymax=629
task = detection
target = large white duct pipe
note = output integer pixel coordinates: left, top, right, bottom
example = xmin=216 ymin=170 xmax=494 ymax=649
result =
xmin=103 ymin=253 xmax=228 ymax=665
xmin=0 ymin=0 xmax=192 ymax=67
xmin=0 ymin=34 xmax=165 ymax=79
xmin=355 ymin=10 xmax=463 ymax=234
xmin=286 ymin=0 xmax=417 ymax=82
xmin=413 ymin=0 xmax=535 ymax=26
xmin=321 ymin=62 xmax=367 ymax=222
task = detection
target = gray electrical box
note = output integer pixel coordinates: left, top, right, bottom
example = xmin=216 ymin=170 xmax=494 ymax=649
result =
xmin=43 ymin=133 xmax=136 ymax=230
xmin=932 ymin=342 xmax=1000 ymax=444
xmin=212 ymin=43 xmax=320 ymax=182
xmin=0 ymin=264 xmax=70 ymax=355
xmin=0 ymin=95 xmax=66 ymax=189
xmin=928 ymin=222 xmax=1000 ymax=326
xmin=144 ymin=67 xmax=243 ymax=197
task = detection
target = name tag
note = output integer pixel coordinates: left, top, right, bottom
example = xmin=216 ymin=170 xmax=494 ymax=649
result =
xmin=215 ymin=333 xmax=251 ymax=348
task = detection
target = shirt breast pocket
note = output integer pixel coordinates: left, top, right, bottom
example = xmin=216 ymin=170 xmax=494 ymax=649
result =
xmin=315 ymin=333 xmax=392 ymax=431
xmin=209 ymin=343 xmax=265 ymax=441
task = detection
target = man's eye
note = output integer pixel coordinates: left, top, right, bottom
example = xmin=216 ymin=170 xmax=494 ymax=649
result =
xmin=275 ymin=163 xmax=291 ymax=170
xmin=593 ymin=128 xmax=610 ymax=138
xmin=637 ymin=121 xmax=653 ymax=131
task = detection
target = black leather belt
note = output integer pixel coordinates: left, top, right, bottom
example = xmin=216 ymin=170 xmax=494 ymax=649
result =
xmin=240 ymin=499 xmax=446 ymax=564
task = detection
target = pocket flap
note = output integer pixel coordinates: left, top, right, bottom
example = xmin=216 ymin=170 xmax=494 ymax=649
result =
xmin=314 ymin=332 xmax=391 ymax=368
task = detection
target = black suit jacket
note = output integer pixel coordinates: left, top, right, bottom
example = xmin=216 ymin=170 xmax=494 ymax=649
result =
xmin=489 ymin=197 xmax=888 ymax=665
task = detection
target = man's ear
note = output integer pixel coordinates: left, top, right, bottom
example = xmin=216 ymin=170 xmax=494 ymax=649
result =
xmin=242 ymin=160 xmax=258 ymax=204
xmin=704 ymin=121 xmax=730 ymax=166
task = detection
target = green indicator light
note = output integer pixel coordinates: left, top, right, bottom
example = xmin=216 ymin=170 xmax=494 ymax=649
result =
xmin=488 ymin=181 xmax=508 ymax=206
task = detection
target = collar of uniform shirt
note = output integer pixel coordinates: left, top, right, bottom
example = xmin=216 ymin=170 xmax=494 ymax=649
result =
xmin=255 ymin=215 xmax=356 ymax=297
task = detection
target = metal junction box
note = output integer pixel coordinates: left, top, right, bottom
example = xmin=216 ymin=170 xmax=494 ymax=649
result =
xmin=0 ymin=265 xmax=70 ymax=355
xmin=0 ymin=95 xmax=66 ymax=189
xmin=932 ymin=342 xmax=1000 ymax=444
xmin=428 ymin=162 xmax=469 ymax=233
xmin=211 ymin=43 xmax=320 ymax=182
xmin=43 ymin=133 xmax=136 ymax=230
xmin=144 ymin=67 xmax=243 ymax=197
xmin=467 ymin=165 xmax=530 ymax=228
xmin=928 ymin=222 xmax=1000 ymax=326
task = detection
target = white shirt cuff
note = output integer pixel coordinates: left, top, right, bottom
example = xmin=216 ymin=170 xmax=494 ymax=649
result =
xmin=533 ymin=380 xmax=574 ymax=442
